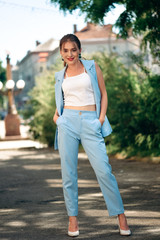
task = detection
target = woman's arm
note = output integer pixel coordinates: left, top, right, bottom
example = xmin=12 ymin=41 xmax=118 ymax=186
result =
xmin=95 ymin=62 xmax=108 ymax=126
xmin=53 ymin=108 xmax=59 ymax=124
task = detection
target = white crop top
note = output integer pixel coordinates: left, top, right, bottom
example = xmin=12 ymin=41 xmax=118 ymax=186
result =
xmin=62 ymin=70 xmax=96 ymax=106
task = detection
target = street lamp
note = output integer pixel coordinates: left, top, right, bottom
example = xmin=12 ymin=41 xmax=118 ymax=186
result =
xmin=0 ymin=55 xmax=25 ymax=137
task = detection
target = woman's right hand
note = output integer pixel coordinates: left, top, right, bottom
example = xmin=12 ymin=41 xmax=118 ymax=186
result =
xmin=53 ymin=109 xmax=59 ymax=124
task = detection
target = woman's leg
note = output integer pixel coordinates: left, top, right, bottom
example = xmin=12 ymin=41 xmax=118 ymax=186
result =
xmin=68 ymin=216 xmax=79 ymax=233
xmin=58 ymin=122 xmax=80 ymax=217
xmin=81 ymin=118 xmax=124 ymax=216
xmin=118 ymin=213 xmax=130 ymax=231
xmin=81 ymin=117 xmax=130 ymax=231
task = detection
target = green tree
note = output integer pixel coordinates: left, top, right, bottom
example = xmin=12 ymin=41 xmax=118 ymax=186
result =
xmin=23 ymin=59 xmax=63 ymax=147
xmin=93 ymin=52 xmax=160 ymax=156
xmin=0 ymin=60 xmax=6 ymax=108
xmin=50 ymin=0 xmax=160 ymax=59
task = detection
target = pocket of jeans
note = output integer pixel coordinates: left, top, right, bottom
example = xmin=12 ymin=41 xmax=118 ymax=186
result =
xmin=56 ymin=116 xmax=66 ymax=126
xmin=96 ymin=119 xmax=102 ymax=130
xmin=85 ymin=118 xmax=101 ymax=133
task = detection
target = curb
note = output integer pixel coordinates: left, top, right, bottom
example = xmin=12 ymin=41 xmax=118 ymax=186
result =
xmin=109 ymin=153 xmax=160 ymax=164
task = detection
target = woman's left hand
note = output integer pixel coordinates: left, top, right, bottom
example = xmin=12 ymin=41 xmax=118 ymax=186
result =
xmin=99 ymin=117 xmax=105 ymax=126
xmin=53 ymin=108 xmax=59 ymax=124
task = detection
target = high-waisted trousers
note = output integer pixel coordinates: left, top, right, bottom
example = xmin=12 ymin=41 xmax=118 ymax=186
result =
xmin=57 ymin=109 xmax=124 ymax=216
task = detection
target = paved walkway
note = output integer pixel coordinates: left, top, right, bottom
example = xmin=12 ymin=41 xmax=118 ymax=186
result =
xmin=0 ymin=139 xmax=46 ymax=150
xmin=0 ymin=148 xmax=160 ymax=240
xmin=0 ymin=120 xmax=47 ymax=150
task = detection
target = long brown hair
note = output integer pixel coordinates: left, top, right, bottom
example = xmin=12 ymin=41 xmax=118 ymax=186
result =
xmin=60 ymin=34 xmax=81 ymax=66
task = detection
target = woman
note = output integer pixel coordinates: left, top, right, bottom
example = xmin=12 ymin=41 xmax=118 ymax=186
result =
xmin=53 ymin=34 xmax=131 ymax=237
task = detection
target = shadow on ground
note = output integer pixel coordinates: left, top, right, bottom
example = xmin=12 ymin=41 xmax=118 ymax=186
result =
xmin=0 ymin=149 xmax=160 ymax=240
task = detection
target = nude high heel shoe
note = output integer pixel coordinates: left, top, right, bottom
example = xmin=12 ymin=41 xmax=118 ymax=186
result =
xmin=68 ymin=230 xmax=79 ymax=237
xmin=117 ymin=217 xmax=131 ymax=236
xmin=68 ymin=218 xmax=79 ymax=237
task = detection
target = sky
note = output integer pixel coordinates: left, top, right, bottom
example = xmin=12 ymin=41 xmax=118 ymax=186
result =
xmin=0 ymin=0 xmax=125 ymax=67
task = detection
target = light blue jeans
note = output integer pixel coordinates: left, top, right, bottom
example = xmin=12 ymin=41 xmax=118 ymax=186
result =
xmin=57 ymin=109 xmax=124 ymax=216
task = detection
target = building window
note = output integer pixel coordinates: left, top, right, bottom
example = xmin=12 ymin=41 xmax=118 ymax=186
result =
xmin=40 ymin=67 xmax=43 ymax=72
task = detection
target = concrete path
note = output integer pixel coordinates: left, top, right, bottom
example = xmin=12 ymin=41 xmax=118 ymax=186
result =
xmin=0 ymin=120 xmax=47 ymax=150
xmin=0 ymin=139 xmax=46 ymax=150
xmin=0 ymin=149 xmax=160 ymax=240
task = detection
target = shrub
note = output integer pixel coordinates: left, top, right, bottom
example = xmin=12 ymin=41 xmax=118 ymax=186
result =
xmin=23 ymin=59 xmax=63 ymax=147
xmin=93 ymin=52 xmax=160 ymax=156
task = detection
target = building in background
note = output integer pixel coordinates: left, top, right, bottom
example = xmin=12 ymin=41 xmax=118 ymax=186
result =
xmin=74 ymin=23 xmax=160 ymax=73
xmin=74 ymin=23 xmax=140 ymax=66
xmin=12 ymin=39 xmax=59 ymax=108
xmin=47 ymin=23 xmax=141 ymax=69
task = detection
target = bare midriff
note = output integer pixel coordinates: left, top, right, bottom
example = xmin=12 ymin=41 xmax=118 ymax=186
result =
xmin=64 ymin=104 xmax=96 ymax=111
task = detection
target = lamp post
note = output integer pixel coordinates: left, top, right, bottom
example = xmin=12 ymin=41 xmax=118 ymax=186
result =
xmin=0 ymin=55 xmax=25 ymax=137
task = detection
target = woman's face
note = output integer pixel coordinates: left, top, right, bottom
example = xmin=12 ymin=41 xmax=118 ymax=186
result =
xmin=60 ymin=41 xmax=81 ymax=66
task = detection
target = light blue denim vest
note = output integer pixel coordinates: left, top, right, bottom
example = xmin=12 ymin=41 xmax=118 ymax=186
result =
xmin=54 ymin=59 xmax=112 ymax=150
